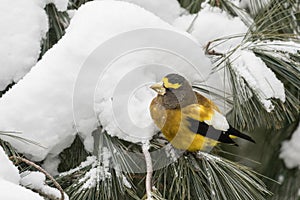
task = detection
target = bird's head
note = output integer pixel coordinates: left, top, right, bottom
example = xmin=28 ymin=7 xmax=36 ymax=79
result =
xmin=150 ymin=74 xmax=197 ymax=109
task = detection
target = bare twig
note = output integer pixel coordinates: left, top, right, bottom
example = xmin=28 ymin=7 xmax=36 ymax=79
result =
xmin=142 ymin=141 xmax=153 ymax=200
xmin=204 ymin=41 xmax=224 ymax=56
xmin=10 ymin=156 xmax=65 ymax=200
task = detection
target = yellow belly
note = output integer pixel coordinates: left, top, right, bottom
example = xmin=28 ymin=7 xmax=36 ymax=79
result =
xmin=150 ymin=100 xmax=218 ymax=152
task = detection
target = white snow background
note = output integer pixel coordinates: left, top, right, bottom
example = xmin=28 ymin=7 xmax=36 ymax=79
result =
xmin=0 ymin=0 xmax=48 ymax=91
xmin=0 ymin=0 xmax=291 ymax=198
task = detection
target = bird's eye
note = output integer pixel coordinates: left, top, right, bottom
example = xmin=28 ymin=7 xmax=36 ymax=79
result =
xmin=165 ymin=87 xmax=173 ymax=93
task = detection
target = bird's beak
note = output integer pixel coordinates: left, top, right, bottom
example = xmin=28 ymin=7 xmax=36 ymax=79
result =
xmin=150 ymin=82 xmax=166 ymax=95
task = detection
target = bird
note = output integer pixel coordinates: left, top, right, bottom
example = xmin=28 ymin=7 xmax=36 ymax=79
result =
xmin=149 ymin=73 xmax=255 ymax=152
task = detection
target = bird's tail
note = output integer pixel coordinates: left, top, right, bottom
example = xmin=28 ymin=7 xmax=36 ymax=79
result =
xmin=226 ymin=126 xmax=255 ymax=143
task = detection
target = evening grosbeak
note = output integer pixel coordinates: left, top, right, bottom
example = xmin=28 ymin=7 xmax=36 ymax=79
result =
xmin=150 ymin=73 xmax=255 ymax=151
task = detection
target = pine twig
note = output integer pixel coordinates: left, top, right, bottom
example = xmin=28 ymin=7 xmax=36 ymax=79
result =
xmin=142 ymin=141 xmax=153 ymax=200
xmin=10 ymin=156 xmax=65 ymax=200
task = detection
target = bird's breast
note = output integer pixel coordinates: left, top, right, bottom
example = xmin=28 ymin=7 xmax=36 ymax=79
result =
xmin=150 ymin=100 xmax=180 ymax=138
xmin=150 ymin=97 xmax=218 ymax=151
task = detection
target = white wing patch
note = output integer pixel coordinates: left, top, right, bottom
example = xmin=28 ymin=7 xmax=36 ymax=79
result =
xmin=204 ymin=110 xmax=229 ymax=131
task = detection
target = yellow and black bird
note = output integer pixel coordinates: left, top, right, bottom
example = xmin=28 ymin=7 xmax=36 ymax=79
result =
xmin=150 ymin=73 xmax=255 ymax=152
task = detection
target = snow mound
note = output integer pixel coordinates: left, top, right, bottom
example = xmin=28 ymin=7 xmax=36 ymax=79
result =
xmin=0 ymin=1 xmax=212 ymax=161
xmin=280 ymin=124 xmax=300 ymax=169
xmin=20 ymin=171 xmax=69 ymax=200
xmin=0 ymin=178 xmax=44 ymax=200
xmin=0 ymin=0 xmax=48 ymax=91
xmin=99 ymin=0 xmax=181 ymax=23
xmin=231 ymin=50 xmax=285 ymax=111
xmin=173 ymin=6 xmax=248 ymax=51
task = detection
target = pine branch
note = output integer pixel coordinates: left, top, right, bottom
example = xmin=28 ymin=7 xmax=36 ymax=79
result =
xmin=50 ymin=125 xmax=273 ymax=200
xmin=178 ymin=0 xmax=205 ymax=14
xmin=55 ymin=129 xmax=138 ymax=200
xmin=200 ymin=26 xmax=299 ymax=131
xmin=0 ymin=137 xmax=19 ymax=158
xmin=58 ymin=135 xmax=90 ymax=173
xmin=153 ymin=150 xmax=271 ymax=200
xmin=247 ymin=0 xmax=300 ymax=39
xmin=40 ymin=3 xmax=69 ymax=58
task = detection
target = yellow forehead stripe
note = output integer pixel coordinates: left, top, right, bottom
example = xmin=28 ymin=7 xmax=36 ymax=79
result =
xmin=162 ymin=77 xmax=181 ymax=89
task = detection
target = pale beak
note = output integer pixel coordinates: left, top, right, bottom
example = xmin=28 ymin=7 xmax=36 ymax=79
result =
xmin=150 ymin=82 xmax=166 ymax=95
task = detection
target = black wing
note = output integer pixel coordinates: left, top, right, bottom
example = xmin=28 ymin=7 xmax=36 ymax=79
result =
xmin=186 ymin=117 xmax=237 ymax=145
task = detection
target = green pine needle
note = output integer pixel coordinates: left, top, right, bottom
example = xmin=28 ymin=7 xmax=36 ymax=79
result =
xmin=153 ymin=151 xmax=271 ymax=200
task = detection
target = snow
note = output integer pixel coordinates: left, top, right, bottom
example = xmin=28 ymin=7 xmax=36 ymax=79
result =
xmin=20 ymin=171 xmax=69 ymax=200
xmin=250 ymin=40 xmax=300 ymax=55
xmin=173 ymin=6 xmax=248 ymax=51
xmin=42 ymin=155 xmax=61 ymax=176
xmin=0 ymin=0 xmax=48 ymax=90
xmin=46 ymin=0 xmax=69 ymax=11
xmin=0 ymin=147 xmax=49 ymax=199
xmin=0 ymin=0 xmax=294 ymax=197
xmin=93 ymin=36 xmax=210 ymax=142
xmin=173 ymin=5 xmax=248 ymax=112
xmin=0 ymin=147 xmax=20 ymax=184
xmin=122 ymin=175 xmax=132 ymax=188
xmin=231 ymin=50 xmax=285 ymax=111
xmin=277 ymin=175 xmax=284 ymax=184
xmin=98 ymin=0 xmax=181 ymax=23
xmin=0 ymin=0 xmax=213 ymax=161
xmin=204 ymin=110 xmax=230 ymax=131
xmin=280 ymin=124 xmax=300 ymax=169
xmin=20 ymin=171 xmax=45 ymax=189
xmin=80 ymin=148 xmax=111 ymax=189
xmin=60 ymin=156 xmax=96 ymax=176
xmin=0 ymin=0 xmax=287 ymax=169
xmin=248 ymin=40 xmax=300 ymax=69
xmin=165 ymin=144 xmax=179 ymax=162
xmin=174 ymin=6 xmax=285 ymax=111
xmin=67 ymin=9 xmax=76 ymax=19
xmin=0 ymin=1 xmax=170 ymax=160
xmin=0 ymin=178 xmax=43 ymax=200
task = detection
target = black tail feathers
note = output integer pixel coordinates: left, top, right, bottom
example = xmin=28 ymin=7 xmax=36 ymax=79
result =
xmin=226 ymin=126 xmax=256 ymax=143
